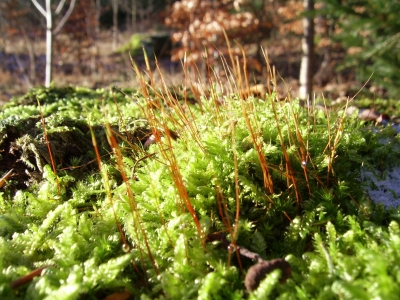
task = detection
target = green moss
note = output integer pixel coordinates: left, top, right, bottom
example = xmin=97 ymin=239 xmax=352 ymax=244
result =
xmin=116 ymin=34 xmax=151 ymax=56
xmin=1 ymin=86 xmax=400 ymax=298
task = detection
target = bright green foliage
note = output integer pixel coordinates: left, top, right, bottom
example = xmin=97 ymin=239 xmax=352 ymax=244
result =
xmin=280 ymin=217 xmax=400 ymax=299
xmin=0 ymin=86 xmax=400 ymax=298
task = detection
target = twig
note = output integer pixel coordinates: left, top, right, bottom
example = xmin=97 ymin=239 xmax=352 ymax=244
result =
xmin=10 ymin=266 xmax=49 ymax=289
xmin=0 ymin=169 xmax=13 ymax=189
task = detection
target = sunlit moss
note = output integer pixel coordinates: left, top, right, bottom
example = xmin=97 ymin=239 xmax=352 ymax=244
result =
xmin=0 ymin=85 xmax=400 ymax=298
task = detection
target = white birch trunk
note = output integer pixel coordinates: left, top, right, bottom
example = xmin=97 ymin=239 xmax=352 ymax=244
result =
xmin=45 ymin=0 xmax=53 ymax=87
xmin=299 ymin=0 xmax=315 ymax=100
xmin=113 ymin=0 xmax=119 ymax=51
xmin=31 ymin=0 xmax=76 ymax=87
xmin=132 ymin=0 xmax=137 ymax=34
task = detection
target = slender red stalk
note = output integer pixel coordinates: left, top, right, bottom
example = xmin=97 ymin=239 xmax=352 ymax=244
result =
xmin=229 ymin=121 xmax=244 ymax=273
xmin=37 ymin=99 xmax=60 ymax=195
xmin=88 ymin=120 xmax=127 ymax=247
xmin=10 ymin=266 xmax=48 ymax=289
xmin=105 ymin=122 xmax=159 ymax=275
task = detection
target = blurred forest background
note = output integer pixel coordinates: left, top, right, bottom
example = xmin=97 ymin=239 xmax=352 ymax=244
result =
xmin=0 ymin=0 xmax=399 ymax=104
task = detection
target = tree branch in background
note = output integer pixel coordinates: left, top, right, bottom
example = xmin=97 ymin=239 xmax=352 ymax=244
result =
xmin=30 ymin=0 xmax=46 ymax=17
xmin=31 ymin=0 xmax=76 ymax=87
xmin=53 ymin=0 xmax=76 ymax=35
xmin=55 ymin=0 xmax=66 ymax=14
xmin=112 ymin=0 xmax=119 ymax=51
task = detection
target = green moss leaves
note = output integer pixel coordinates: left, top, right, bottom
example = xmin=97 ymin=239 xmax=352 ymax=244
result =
xmin=1 ymin=86 xmax=400 ymax=298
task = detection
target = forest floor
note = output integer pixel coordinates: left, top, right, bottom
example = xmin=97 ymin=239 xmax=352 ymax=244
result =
xmin=2 ymin=28 xmax=400 ymax=298
xmin=0 ymin=30 xmax=371 ymax=105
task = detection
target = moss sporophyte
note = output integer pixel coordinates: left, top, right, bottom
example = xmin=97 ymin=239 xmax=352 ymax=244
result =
xmin=1 ymin=56 xmax=400 ymax=298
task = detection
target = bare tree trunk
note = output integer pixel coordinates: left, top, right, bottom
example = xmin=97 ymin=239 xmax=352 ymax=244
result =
xmin=95 ymin=0 xmax=101 ymax=36
xmin=314 ymin=4 xmax=335 ymax=87
xmin=31 ymin=0 xmax=76 ymax=87
xmin=112 ymin=0 xmax=119 ymax=51
xmin=299 ymin=0 xmax=315 ymax=100
xmin=94 ymin=0 xmax=101 ymax=74
xmin=45 ymin=0 xmax=53 ymax=87
xmin=132 ymin=0 xmax=137 ymax=33
xmin=20 ymin=28 xmax=36 ymax=85
xmin=81 ymin=0 xmax=99 ymax=75
xmin=125 ymin=1 xmax=131 ymax=34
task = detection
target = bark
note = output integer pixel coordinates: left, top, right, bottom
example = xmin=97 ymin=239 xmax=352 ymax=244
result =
xmin=125 ymin=1 xmax=131 ymax=33
xmin=45 ymin=0 xmax=53 ymax=88
xmin=120 ymin=0 xmax=136 ymax=34
xmin=112 ymin=0 xmax=119 ymax=51
xmin=95 ymin=0 xmax=101 ymax=37
xmin=299 ymin=0 xmax=315 ymax=100
xmin=314 ymin=3 xmax=335 ymax=87
xmin=20 ymin=27 xmax=36 ymax=86
xmin=93 ymin=0 xmax=102 ymax=75
xmin=132 ymin=0 xmax=137 ymax=34
xmin=53 ymin=0 xmax=76 ymax=35
xmin=31 ymin=0 xmax=76 ymax=87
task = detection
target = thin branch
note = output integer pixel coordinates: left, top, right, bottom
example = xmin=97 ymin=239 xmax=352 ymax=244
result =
xmin=55 ymin=0 xmax=67 ymax=14
xmin=14 ymin=54 xmax=32 ymax=88
xmin=31 ymin=0 xmax=46 ymax=17
xmin=53 ymin=0 xmax=76 ymax=35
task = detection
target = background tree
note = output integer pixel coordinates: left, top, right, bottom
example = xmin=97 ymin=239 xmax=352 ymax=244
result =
xmin=299 ymin=0 xmax=315 ymax=100
xmin=0 ymin=0 xmax=37 ymax=86
xmin=120 ymin=0 xmax=137 ymax=34
xmin=59 ymin=1 xmax=99 ymax=75
xmin=31 ymin=0 xmax=76 ymax=87
xmin=112 ymin=0 xmax=119 ymax=51
xmin=322 ymin=0 xmax=400 ymax=97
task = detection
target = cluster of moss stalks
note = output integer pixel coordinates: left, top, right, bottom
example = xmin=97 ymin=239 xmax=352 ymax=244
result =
xmin=0 ymin=58 xmax=400 ymax=299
